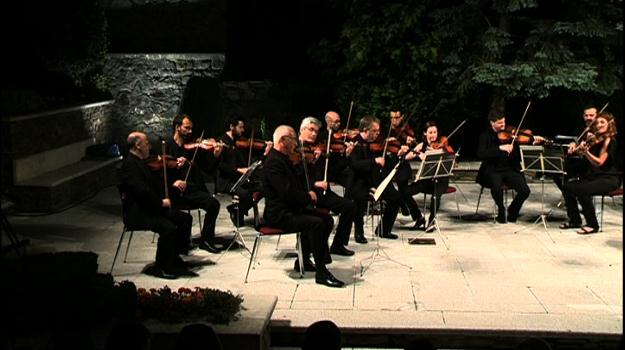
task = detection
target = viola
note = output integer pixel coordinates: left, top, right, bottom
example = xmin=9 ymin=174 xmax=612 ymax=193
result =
xmin=430 ymin=136 xmax=454 ymax=153
xmin=183 ymin=138 xmax=225 ymax=151
xmin=235 ymin=138 xmax=269 ymax=151
xmin=145 ymin=155 xmax=180 ymax=171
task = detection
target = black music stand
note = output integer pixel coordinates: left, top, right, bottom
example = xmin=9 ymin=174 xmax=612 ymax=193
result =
xmin=408 ymin=151 xmax=456 ymax=246
xmin=360 ymin=169 xmax=412 ymax=277
xmin=514 ymin=145 xmax=564 ymax=239
xmin=216 ymin=160 xmax=263 ymax=261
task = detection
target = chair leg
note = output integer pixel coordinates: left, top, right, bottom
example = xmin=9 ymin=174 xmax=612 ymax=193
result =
xmin=295 ymin=233 xmax=304 ymax=278
xmin=454 ymin=191 xmax=460 ymax=219
xmin=110 ymin=228 xmax=127 ymax=273
xmin=123 ymin=231 xmax=135 ymax=263
xmin=245 ymin=234 xmax=261 ymax=283
xmin=197 ymin=209 xmax=203 ymax=232
xmin=275 ymin=234 xmax=281 ymax=250
xmin=600 ymin=195 xmax=605 ymax=232
xmin=475 ymin=187 xmax=484 ymax=214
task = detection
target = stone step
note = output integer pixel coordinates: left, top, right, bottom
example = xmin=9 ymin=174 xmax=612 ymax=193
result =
xmin=8 ymin=156 xmax=122 ymax=213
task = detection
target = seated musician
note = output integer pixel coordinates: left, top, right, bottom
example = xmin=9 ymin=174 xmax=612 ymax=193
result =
xmin=560 ymin=112 xmax=620 ymax=234
xmin=120 ymin=131 xmax=197 ymax=279
xmin=166 ymin=114 xmax=224 ymax=254
xmin=387 ymin=109 xmax=420 ymax=223
xmin=217 ymin=118 xmax=272 ymax=227
xmin=476 ymin=110 xmax=530 ymax=223
xmin=322 ymin=110 xmax=356 ymax=188
xmin=297 ymin=116 xmax=356 ymax=256
xmin=263 ymin=125 xmax=345 ymax=288
xmin=403 ymin=121 xmax=452 ymax=232
xmin=348 ymin=116 xmax=403 ymax=242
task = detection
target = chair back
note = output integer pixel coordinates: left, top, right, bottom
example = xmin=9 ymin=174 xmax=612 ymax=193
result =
xmin=116 ymin=184 xmax=130 ymax=226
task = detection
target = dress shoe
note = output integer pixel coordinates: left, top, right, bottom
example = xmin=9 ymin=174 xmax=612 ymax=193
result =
xmin=408 ymin=217 xmax=426 ymax=231
xmin=144 ymin=265 xmax=178 ymax=280
xmin=315 ymin=270 xmax=345 ymax=288
xmin=293 ymin=258 xmax=316 ymax=273
xmin=380 ymin=232 xmax=398 ymax=239
xmin=354 ymin=234 xmax=368 ymax=244
xmin=163 ymin=266 xmax=199 ymax=277
xmin=507 ymin=210 xmax=518 ymax=223
xmin=199 ymin=240 xmax=222 ymax=254
xmin=496 ymin=208 xmax=506 ymax=223
xmin=330 ymin=244 xmax=355 ymax=256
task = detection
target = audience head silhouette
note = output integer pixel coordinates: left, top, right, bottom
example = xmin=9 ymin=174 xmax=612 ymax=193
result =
xmin=516 ymin=337 xmax=552 ymax=350
xmin=302 ymin=320 xmax=342 ymax=350
xmin=176 ymin=323 xmax=222 ymax=350
xmin=105 ymin=320 xmax=150 ymax=350
xmin=404 ymin=338 xmax=436 ymax=350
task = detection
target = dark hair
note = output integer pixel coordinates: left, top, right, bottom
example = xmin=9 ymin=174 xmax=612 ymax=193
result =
xmin=421 ymin=121 xmax=438 ymax=134
xmin=226 ymin=117 xmax=245 ymax=129
xmin=359 ymin=116 xmax=380 ymax=131
xmin=172 ymin=114 xmax=191 ymax=132
xmin=106 ymin=321 xmax=150 ymax=350
xmin=302 ymin=320 xmax=341 ymax=350
xmin=488 ymin=109 xmax=504 ymax=122
xmin=176 ymin=323 xmax=222 ymax=350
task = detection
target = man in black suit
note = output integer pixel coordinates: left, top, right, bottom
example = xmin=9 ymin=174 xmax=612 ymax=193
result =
xmin=120 ymin=131 xmax=198 ymax=279
xmin=476 ymin=110 xmax=531 ymax=223
xmin=166 ymin=114 xmax=224 ymax=254
xmin=263 ymin=125 xmax=345 ymax=288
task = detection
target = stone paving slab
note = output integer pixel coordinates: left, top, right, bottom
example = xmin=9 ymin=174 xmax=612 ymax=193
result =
xmin=3 ymin=181 xmax=622 ymax=346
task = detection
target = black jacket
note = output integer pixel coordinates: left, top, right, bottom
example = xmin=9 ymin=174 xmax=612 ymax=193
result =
xmin=476 ymin=128 xmax=522 ymax=185
xmin=120 ymin=153 xmax=166 ymax=227
xmin=347 ymin=134 xmax=383 ymax=200
xmin=262 ymin=148 xmax=312 ymax=225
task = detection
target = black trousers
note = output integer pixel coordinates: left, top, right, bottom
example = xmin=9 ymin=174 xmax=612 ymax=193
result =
xmin=396 ymin=162 xmax=420 ymax=220
xmin=563 ymin=175 xmax=620 ymax=229
xmin=232 ymin=180 xmax=263 ymax=216
xmin=148 ymin=210 xmax=192 ymax=268
xmin=480 ymin=169 xmax=530 ymax=216
xmin=405 ymin=177 xmax=450 ymax=223
xmin=176 ymin=185 xmax=220 ymax=243
xmin=318 ymin=189 xmax=356 ymax=247
xmin=273 ymin=209 xmax=333 ymax=272
xmin=352 ymin=185 xmax=401 ymax=236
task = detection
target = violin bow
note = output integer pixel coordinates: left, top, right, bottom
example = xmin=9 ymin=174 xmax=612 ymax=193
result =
xmin=248 ymin=128 xmax=254 ymax=167
xmin=574 ymin=102 xmax=608 ymax=144
xmin=446 ymin=119 xmax=468 ymax=141
xmin=510 ymin=100 xmax=532 ymax=144
xmin=297 ymin=137 xmax=315 ymax=206
xmin=322 ymin=126 xmax=332 ymax=196
xmin=183 ymin=130 xmax=204 ymax=183
xmin=342 ymin=100 xmax=355 ymax=145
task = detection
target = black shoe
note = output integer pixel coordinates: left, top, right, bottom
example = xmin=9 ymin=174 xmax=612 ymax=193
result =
xmin=408 ymin=217 xmax=426 ymax=231
xmin=507 ymin=209 xmax=518 ymax=223
xmin=330 ymin=244 xmax=355 ymax=256
xmin=163 ymin=266 xmax=199 ymax=277
xmin=400 ymin=204 xmax=410 ymax=216
xmin=199 ymin=240 xmax=222 ymax=254
xmin=144 ymin=265 xmax=178 ymax=280
xmin=496 ymin=208 xmax=506 ymax=223
xmin=354 ymin=234 xmax=368 ymax=244
xmin=315 ymin=270 xmax=345 ymax=288
xmin=424 ymin=224 xmax=436 ymax=233
xmin=293 ymin=258 xmax=316 ymax=273
xmin=380 ymin=232 xmax=398 ymax=239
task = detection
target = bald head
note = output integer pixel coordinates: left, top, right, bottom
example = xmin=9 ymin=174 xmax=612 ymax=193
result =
xmin=127 ymin=131 xmax=150 ymax=159
xmin=325 ymin=111 xmax=341 ymax=132
xmin=273 ymin=125 xmax=297 ymax=154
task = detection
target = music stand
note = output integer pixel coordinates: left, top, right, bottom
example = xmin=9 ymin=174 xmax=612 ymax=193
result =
xmin=360 ymin=165 xmax=412 ymax=276
xmin=217 ymin=160 xmax=263 ymax=261
xmin=514 ymin=145 xmax=564 ymax=239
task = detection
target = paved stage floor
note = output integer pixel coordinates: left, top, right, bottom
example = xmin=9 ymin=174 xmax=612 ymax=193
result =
xmin=3 ymin=180 xmax=623 ymax=348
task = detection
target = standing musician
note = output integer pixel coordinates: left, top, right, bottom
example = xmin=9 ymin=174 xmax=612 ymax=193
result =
xmin=348 ymin=116 xmax=403 ymax=242
xmin=403 ymin=121 xmax=453 ymax=232
xmin=217 ymin=118 xmax=272 ymax=227
xmin=121 ymin=131 xmax=197 ymax=279
xmin=560 ymin=112 xmax=620 ymax=234
xmin=297 ymin=117 xmax=356 ymax=256
xmin=166 ymin=114 xmax=224 ymax=254
xmin=476 ymin=110 xmax=531 ymax=223
xmin=387 ymin=109 xmax=420 ymax=223
xmin=262 ymin=125 xmax=345 ymax=288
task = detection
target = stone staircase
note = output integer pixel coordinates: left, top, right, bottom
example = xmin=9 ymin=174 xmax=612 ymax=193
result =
xmin=1 ymin=101 xmax=121 ymax=213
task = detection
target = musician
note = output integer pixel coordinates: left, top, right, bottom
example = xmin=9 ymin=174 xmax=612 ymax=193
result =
xmin=348 ymin=116 xmax=403 ymax=242
xmin=387 ymin=109 xmax=420 ymax=222
xmin=297 ymin=117 xmax=356 ymax=256
xmin=263 ymin=125 xmax=345 ymax=288
xmin=121 ymin=131 xmax=197 ymax=279
xmin=560 ymin=112 xmax=620 ymax=234
xmin=403 ymin=121 xmax=452 ymax=232
xmin=166 ymin=114 xmax=223 ymax=254
xmin=476 ymin=110 xmax=531 ymax=223
xmin=321 ymin=111 xmax=356 ymax=187
xmin=217 ymin=118 xmax=272 ymax=227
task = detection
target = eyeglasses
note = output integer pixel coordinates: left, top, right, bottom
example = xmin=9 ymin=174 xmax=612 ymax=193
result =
xmin=305 ymin=127 xmax=319 ymax=133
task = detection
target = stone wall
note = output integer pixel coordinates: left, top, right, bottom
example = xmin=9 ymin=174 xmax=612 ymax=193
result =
xmin=103 ymin=53 xmax=224 ymax=146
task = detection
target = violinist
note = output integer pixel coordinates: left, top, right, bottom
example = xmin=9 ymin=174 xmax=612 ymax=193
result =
xmin=217 ymin=118 xmax=272 ymax=227
xmin=321 ymin=110 xmax=357 ymax=187
xmin=387 ymin=109 xmax=419 ymax=220
xmin=166 ymin=114 xmax=223 ymax=254
xmin=120 ymin=131 xmax=197 ymax=279
xmin=262 ymin=125 xmax=344 ymax=288
xmin=297 ymin=117 xmax=356 ymax=256
xmin=560 ymin=112 xmax=620 ymax=234
xmin=348 ymin=116 xmax=402 ymax=242
xmin=476 ymin=110 xmax=531 ymax=224
xmin=403 ymin=121 xmax=451 ymax=232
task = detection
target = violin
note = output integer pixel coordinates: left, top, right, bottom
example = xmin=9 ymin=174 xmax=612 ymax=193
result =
xmin=332 ymin=129 xmax=359 ymax=141
xmin=497 ymin=126 xmax=552 ymax=145
xmin=183 ymin=138 xmax=225 ymax=151
xmin=366 ymin=138 xmax=403 ymax=155
xmin=145 ymin=154 xmax=180 ymax=171
xmin=235 ymin=138 xmax=269 ymax=151
xmin=430 ymin=136 xmax=454 ymax=153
